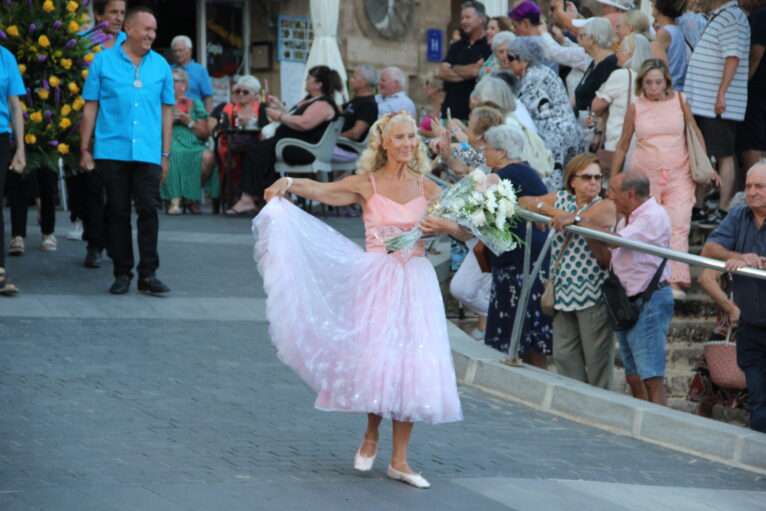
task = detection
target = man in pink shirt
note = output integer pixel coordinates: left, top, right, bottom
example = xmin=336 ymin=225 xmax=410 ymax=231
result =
xmin=554 ymin=171 xmax=674 ymax=405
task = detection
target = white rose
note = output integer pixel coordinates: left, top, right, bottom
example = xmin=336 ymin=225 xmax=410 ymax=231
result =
xmin=469 ymin=168 xmax=486 ymax=184
xmin=470 ymin=210 xmax=487 ymax=227
xmin=452 ymin=198 xmax=466 ymax=210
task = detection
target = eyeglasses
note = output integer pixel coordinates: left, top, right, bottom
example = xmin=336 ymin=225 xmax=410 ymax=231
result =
xmin=232 ymin=89 xmax=251 ymax=95
xmin=575 ymin=173 xmax=604 ymax=181
xmin=506 ymin=54 xmax=518 ymax=62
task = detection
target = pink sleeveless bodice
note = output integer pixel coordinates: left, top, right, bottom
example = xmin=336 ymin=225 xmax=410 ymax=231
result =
xmin=363 ymin=174 xmax=428 ymax=257
xmin=630 ymin=92 xmax=689 ymax=173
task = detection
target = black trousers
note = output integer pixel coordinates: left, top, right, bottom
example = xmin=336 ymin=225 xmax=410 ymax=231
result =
xmin=7 ymin=165 xmax=57 ymax=238
xmin=66 ymin=171 xmax=107 ymax=250
xmin=97 ymin=159 xmax=161 ymax=279
xmin=0 ymin=136 xmax=8 ymax=268
xmin=240 ymin=138 xmax=313 ymax=198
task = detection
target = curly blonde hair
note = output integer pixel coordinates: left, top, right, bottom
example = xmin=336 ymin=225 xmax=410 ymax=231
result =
xmin=355 ymin=112 xmax=431 ymax=175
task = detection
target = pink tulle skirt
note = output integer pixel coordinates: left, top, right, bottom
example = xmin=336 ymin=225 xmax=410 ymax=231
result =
xmin=252 ymin=199 xmax=463 ymax=424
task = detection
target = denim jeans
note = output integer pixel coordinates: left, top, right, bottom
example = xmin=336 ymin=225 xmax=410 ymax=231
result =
xmin=737 ymin=322 xmax=766 ymax=433
xmin=616 ymin=286 xmax=674 ymax=380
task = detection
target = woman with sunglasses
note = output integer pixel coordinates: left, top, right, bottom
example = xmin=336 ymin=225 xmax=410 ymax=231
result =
xmin=226 ymin=66 xmax=341 ymax=216
xmin=216 ymin=75 xmax=269 ymax=211
xmin=519 ymin=153 xmax=617 ymax=389
xmin=502 ymin=37 xmax=584 ymax=191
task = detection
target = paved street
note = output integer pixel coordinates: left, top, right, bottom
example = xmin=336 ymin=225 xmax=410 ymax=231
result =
xmin=2 ymin=210 xmax=766 ymax=510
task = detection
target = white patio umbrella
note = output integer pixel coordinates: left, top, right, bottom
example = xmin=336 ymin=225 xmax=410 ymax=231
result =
xmin=303 ymin=0 xmax=349 ymax=103
xmin=483 ymin=0 xmax=509 ymax=16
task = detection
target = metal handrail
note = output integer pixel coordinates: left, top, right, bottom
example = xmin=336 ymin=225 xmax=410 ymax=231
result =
xmin=506 ymin=208 xmax=766 ymax=365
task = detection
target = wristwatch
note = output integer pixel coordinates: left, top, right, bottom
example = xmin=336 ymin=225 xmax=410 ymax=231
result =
xmin=161 ymin=152 xmax=171 ymax=158
xmin=573 ymin=215 xmax=582 ymax=225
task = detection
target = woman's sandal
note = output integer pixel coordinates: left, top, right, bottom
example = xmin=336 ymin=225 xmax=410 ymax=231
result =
xmin=225 ymin=204 xmax=258 ymax=217
xmin=0 ymin=270 xmax=19 ymax=296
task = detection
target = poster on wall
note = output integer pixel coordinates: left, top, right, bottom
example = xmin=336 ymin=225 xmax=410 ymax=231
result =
xmin=277 ymin=15 xmax=313 ymax=63
xmin=280 ymin=61 xmax=307 ymax=110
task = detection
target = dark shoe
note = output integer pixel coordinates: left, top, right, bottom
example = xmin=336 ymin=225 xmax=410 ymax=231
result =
xmin=84 ymin=247 xmax=103 ymax=268
xmin=138 ymin=277 xmax=170 ymax=295
xmin=690 ymin=208 xmax=707 ymax=226
xmin=109 ymin=275 xmax=131 ymax=295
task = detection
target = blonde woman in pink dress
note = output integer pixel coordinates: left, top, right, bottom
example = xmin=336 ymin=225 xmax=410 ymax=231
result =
xmin=609 ymin=59 xmax=716 ymax=300
xmin=253 ymin=112 xmax=467 ymax=489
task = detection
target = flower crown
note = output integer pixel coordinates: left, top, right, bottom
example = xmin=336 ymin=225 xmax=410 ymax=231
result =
xmin=376 ymin=110 xmax=414 ymax=134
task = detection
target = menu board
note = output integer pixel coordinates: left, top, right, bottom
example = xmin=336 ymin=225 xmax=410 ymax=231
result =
xmin=277 ymin=15 xmax=313 ymax=63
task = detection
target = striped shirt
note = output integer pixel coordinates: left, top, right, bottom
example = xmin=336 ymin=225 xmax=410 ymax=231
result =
xmin=684 ymin=1 xmax=750 ymax=121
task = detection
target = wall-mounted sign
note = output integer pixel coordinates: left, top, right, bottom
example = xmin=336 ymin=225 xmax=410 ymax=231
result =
xmin=277 ymin=15 xmax=314 ymax=63
xmin=426 ymin=29 xmax=443 ymax=62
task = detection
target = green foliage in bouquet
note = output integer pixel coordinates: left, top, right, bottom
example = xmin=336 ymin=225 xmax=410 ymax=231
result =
xmin=0 ymin=0 xmax=107 ymax=172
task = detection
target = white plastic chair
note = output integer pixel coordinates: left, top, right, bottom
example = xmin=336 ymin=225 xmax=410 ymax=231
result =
xmin=274 ymin=117 xmax=345 ymax=182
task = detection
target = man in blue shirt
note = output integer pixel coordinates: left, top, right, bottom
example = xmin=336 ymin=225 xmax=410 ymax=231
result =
xmin=80 ymin=6 xmax=175 ymax=295
xmin=0 ymin=45 xmax=26 ymax=296
xmin=171 ymin=35 xmax=213 ymax=112
xmin=703 ymin=162 xmax=766 ymax=433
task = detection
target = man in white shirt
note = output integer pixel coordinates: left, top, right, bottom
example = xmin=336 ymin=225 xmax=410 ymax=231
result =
xmin=375 ymin=67 xmax=416 ymax=117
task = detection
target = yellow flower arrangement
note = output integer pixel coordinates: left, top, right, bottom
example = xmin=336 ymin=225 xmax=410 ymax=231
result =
xmin=38 ymin=35 xmax=51 ymax=48
xmin=83 ymin=53 xmax=94 ymax=63
xmin=59 ymin=58 xmax=72 ymax=70
xmin=81 ymin=69 xmax=88 ymax=79
xmin=25 ymin=134 xmax=37 ymax=144
xmin=30 ymin=111 xmax=43 ymax=123
xmin=61 ymin=105 xmax=72 ymax=116
xmin=6 ymin=25 xmax=19 ymax=37
xmin=48 ymin=75 xmax=60 ymax=87
xmin=59 ymin=118 xmax=72 ymax=129
xmin=67 ymin=1 xmax=79 ymax=12
xmin=67 ymin=82 xmax=80 ymax=94
xmin=42 ymin=1 xmax=55 ymax=13
xmin=18 ymin=64 xmax=26 ymax=75
xmin=67 ymin=21 xmax=79 ymax=33
xmin=57 ymin=143 xmax=70 ymax=154
xmin=37 ymin=88 xmax=50 ymax=100
xmin=92 ymin=45 xmax=102 ymax=53
xmin=72 ymin=97 xmax=85 ymax=111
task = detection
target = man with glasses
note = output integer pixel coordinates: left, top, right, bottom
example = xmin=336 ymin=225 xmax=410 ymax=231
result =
xmin=171 ymin=35 xmax=213 ymax=113
xmin=80 ymin=7 xmax=175 ymax=295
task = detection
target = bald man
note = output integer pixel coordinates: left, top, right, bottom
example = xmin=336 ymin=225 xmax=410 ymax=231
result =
xmin=703 ymin=163 xmax=766 ymax=433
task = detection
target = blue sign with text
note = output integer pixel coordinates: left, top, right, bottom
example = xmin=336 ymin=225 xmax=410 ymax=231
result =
xmin=427 ymin=29 xmax=443 ymax=62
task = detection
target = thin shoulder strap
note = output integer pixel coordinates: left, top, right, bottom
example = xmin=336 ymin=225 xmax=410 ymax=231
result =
xmin=418 ymin=175 xmax=425 ymax=196
xmin=368 ymin=173 xmax=378 ymax=194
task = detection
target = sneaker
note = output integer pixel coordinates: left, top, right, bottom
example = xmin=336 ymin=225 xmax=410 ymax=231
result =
xmin=41 ymin=234 xmax=57 ymax=251
xmin=8 ymin=236 xmax=24 ymax=256
xmin=470 ymin=328 xmax=485 ymax=341
xmin=690 ymin=208 xmax=707 ymax=226
xmin=66 ymin=220 xmax=84 ymax=241
xmin=699 ymin=209 xmax=727 ymax=229
xmin=137 ymin=277 xmax=170 ymax=295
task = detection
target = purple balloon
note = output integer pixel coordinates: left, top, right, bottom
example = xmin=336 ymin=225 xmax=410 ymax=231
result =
xmin=49 ymin=140 xmax=59 ymax=147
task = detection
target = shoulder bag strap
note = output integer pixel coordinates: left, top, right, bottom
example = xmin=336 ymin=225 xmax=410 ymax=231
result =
xmin=640 ymin=258 xmax=668 ymax=302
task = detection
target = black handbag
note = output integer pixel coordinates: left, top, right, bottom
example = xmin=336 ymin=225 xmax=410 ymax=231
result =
xmin=602 ymin=259 xmax=668 ymax=331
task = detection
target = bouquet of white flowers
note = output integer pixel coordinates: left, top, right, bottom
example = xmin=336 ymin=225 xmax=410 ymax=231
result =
xmin=385 ymin=169 xmax=522 ymax=256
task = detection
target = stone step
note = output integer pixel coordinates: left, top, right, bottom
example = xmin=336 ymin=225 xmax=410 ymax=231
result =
xmin=667 ymin=317 xmax=716 ymax=343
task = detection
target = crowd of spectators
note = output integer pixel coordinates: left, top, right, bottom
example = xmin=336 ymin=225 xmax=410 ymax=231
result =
xmin=1 ymin=0 xmax=765 ymax=432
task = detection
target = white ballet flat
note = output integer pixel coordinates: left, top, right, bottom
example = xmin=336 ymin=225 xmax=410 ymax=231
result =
xmin=387 ymin=465 xmax=430 ymax=489
xmin=353 ymin=444 xmax=377 ymax=471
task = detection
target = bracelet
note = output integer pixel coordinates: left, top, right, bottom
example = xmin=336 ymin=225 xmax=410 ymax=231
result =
xmin=536 ymin=201 xmax=544 ymax=213
xmin=161 ymin=152 xmax=171 ymax=158
xmin=187 ymin=120 xmax=195 ymax=129
xmin=285 ymin=176 xmax=293 ymax=190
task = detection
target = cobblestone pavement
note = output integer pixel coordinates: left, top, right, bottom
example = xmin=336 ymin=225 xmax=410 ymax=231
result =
xmin=2 ymin=211 xmax=765 ymax=510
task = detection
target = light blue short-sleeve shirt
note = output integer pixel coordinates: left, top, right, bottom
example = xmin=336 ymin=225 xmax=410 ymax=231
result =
xmin=0 ymin=46 xmax=27 ymax=134
xmin=83 ymin=43 xmax=175 ymax=165
xmin=171 ymin=60 xmax=212 ymax=101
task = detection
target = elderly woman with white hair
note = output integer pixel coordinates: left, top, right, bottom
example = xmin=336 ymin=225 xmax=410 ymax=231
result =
xmin=160 ymin=68 xmax=215 ymax=215
xmin=592 ymin=33 xmax=652 ymax=158
xmin=505 ymin=37 xmax=584 ymax=190
xmin=573 ymin=18 xmax=619 ymax=116
xmin=482 ymin=124 xmax=552 ymax=366
xmin=478 ymin=30 xmax=516 ymax=81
